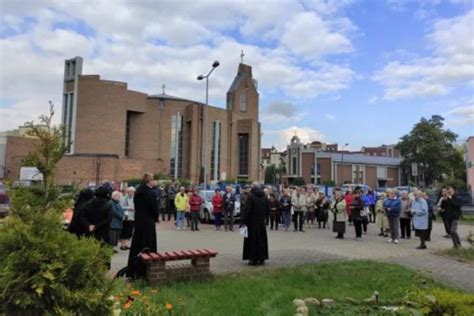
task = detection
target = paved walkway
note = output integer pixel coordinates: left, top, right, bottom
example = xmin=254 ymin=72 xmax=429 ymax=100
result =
xmin=111 ymin=220 xmax=474 ymax=293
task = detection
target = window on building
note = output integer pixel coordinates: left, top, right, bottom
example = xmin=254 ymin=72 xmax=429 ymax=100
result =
xmin=238 ymin=133 xmax=249 ymax=175
xmin=210 ymin=121 xmax=221 ymax=181
xmin=239 ymin=90 xmax=247 ymax=112
xmin=317 ymin=163 xmax=321 ymax=176
xmin=71 ymin=61 xmax=75 ymax=77
xmin=170 ymin=114 xmax=183 ymax=178
xmin=66 ymin=92 xmax=74 ymax=152
xmin=125 ymin=111 xmax=131 ymax=157
xmin=388 ymin=149 xmax=393 ymax=157
xmin=292 ymin=157 xmax=297 ymax=175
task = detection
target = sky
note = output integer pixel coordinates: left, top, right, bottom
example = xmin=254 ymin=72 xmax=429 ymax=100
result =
xmin=0 ymin=0 xmax=473 ymax=151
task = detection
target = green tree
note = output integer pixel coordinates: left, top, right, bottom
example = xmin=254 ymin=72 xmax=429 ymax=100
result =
xmin=264 ymin=164 xmax=281 ymax=184
xmin=22 ymin=102 xmax=70 ymax=201
xmin=396 ymin=115 xmax=462 ymax=187
xmin=0 ymin=104 xmax=113 ymax=314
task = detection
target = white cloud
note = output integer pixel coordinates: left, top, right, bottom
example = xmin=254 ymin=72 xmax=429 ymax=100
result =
xmin=373 ymin=10 xmax=474 ymax=100
xmin=444 ymin=102 xmax=474 ymax=127
xmin=281 ymin=11 xmax=353 ymax=59
xmin=0 ymin=1 xmax=357 ymax=132
xmin=264 ymin=126 xmax=326 ymax=151
xmin=262 ymin=101 xmax=304 ymax=124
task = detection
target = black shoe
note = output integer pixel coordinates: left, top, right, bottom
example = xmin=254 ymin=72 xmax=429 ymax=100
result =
xmin=300 ymin=229 xmax=305 ymax=232
xmin=443 ymin=235 xmax=451 ymax=238
xmin=416 ymin=245 xmax=427 ymax=250
xmin=258 ymin=260 xmax=265 ymax=266
xmin=378 ymin=233 xmax=384 ymax=236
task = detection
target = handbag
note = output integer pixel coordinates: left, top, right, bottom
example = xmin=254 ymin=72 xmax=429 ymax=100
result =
xmin=240 ymin=226 xmax=248 ymax=238
xmin=360 ymin=207 xmax=369 ymax=217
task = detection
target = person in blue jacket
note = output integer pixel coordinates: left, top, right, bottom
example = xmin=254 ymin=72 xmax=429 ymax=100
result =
xmin=410 ymin=190 xmax=429 ymax=249
xmin=366 ymin=188 xmax=376 ymax=223
xmin=383 ymin=189 xmax=401 ymax=244
xmin=109 ymin=191 xmax=125 ymax=251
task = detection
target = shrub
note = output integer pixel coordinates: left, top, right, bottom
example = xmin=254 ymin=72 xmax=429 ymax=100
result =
xmin=406 ymin=288 xmax=474 ymax=316
xmin=0 ymin=186 xmax=114 ymax=314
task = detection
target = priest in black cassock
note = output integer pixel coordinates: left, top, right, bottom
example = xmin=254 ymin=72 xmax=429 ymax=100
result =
xmin=126 ymin=173 xmax=159 ymax=278
xmin=242 ymin=183 xmax=269 ymax=266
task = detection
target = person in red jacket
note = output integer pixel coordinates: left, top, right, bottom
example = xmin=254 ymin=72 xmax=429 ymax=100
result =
xmin=212 ymin=189 xmax=224 ymax=230
xmin=189 ymin=187 xmax=203 ymax=231
xmin=345 ymin=190 xmax=353 ymax=225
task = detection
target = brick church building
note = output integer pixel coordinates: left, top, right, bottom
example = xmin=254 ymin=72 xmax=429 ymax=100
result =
xmin=1 ymin=57 xmax=261 ymax=186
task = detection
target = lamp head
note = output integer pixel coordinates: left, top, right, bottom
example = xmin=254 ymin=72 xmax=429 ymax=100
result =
xmin=197 ymin=75 xmax=204 ymax=80
xmin=212 ymin=60 xmax=220 ymax=68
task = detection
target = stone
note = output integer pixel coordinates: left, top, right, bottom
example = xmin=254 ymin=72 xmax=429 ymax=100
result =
xmin=304 ymin=298 xmax=321 ymax=306
xmin=321 ymin=298 xmax=334 ymax=305
xmin=362 ymin=296 xmax=376 ymax=304
xmin=425 ymin=295 xmax=436 ymax=304
xmin=294 ymin=314 xmax=304 ymax=316
xmin=292 ymin=299 xmax=306 ymax=307
xmin=296 ymin=306 xmax=309 ymax=315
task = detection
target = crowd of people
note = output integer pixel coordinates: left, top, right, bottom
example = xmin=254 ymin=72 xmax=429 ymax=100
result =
xmin=67 ymin=173 xmax=464 ymax=276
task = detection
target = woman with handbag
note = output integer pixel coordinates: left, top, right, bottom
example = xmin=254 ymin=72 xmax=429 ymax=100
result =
xmin=331 ymin=190 xmax=347 ymax=239
xmin=316 ymin=192 xmax=330 ymax=229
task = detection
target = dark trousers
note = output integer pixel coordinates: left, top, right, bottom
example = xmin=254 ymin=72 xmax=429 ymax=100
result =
xmin=369 ymin=205 xmax=376 ymax=223
xmin=293 ymin=211 xmax=304 ymax=231
xmin=442 ymin=215 xmax=451 ymax=235
xmin=427 ymin=216 xmax=433 ymax=240
xmin=214 ymin=213 xmax=222 ymax=228
xmin=417 ymin=229 xmax=427 ymax=247
xmin=449 ymin=219 xmax=461 ymax=247
xmin=160 ymin=207 xmax=166 ymax=221
xmin=168 ymin=200 xmax=176 ymax=221
xmin=224 ymin=210 xmax=234 ymax=231
xmin=400 ymin=218 xmax=411 ymax=238
xmin=191 ymin=212 xmax=199 ymax=231
xmin=362 ymin=217 xmax=368 ymax=232
xmin=354 ymin=219 xmax=363 ymax=238
xmin=270 ymin=214 xmax=279 ymax=230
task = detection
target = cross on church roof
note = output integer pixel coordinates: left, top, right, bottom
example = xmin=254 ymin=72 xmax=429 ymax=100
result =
xmin=162 ymin=83 xmax=166 ymax=94
xmin=240 ymin=49 xmax=245 ymax=64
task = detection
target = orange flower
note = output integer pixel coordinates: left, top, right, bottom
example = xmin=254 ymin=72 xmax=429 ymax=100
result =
xmin=131 ymin=290 xmax=141 ymax=296
xmin=165 ymin=303 xmax=173 ymax=311
xmin=124 ymin=302 xmax=132 ymax=309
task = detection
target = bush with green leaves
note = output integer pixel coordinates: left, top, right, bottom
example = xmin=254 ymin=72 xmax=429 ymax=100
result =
xmin=0 ymin=186 xmax=114 ymax=314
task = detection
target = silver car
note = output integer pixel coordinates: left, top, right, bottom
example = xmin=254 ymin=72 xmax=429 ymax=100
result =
xmin=199 ymin=190 xmax=240 ymax=223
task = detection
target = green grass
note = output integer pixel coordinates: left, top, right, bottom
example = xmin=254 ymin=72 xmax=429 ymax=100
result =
xmin=460 ymin=214 xmax=474 ymax=225
xmin=438 ymin=247 xmax=474 ymax=264
xmin=112 ymin=260 xmax=471 ymax=315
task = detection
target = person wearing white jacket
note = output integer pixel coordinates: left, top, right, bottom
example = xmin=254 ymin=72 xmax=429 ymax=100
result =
xmin=291 ymin=187 xmax=307 ymax=232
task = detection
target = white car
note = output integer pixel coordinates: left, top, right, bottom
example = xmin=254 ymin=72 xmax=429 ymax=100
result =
xmin=199 ymin=190 xmax=241 ymax=223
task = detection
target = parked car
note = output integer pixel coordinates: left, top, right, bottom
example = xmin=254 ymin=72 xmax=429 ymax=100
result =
xmin=0 ymin=182 xmax=8 ymax=205
xmin=341 ymin=184 xmax=369 ymax=195
xmin=198 ymin=190 xmax=241 ymax=223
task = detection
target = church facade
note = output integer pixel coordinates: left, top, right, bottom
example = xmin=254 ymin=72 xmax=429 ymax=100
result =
xmin=1 ymin=57 xmax=261 ymax=186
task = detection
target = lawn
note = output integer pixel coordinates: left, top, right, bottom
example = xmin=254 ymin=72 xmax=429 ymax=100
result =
xmin=460 ymin=214 xmax=474 ymax=225
xmin=112 ymin=260 xmax=474 ymax=315
xmin=437 ymin=247 xmax=474 ymax=265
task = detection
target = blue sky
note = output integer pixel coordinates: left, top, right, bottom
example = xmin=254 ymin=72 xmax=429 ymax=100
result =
xmin=0 ymin=0 xmax=472 ymax=151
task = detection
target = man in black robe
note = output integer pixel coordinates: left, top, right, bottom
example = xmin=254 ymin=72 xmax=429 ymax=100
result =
xmin=127 ymin=173 xmax=159 ymax=278
xmin=242 ymin=183 xmax=269 ymax=266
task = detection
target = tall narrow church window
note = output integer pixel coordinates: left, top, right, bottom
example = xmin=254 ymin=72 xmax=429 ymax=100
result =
xmin=238 ymin=133 xmax=249 ymax=175
xmin=292 ymin=157 xmax=297 ymax=175
xmin=66 ymin=92 xmax=74 ymax=152
xmin=211 ymin=121 xmax=221 ymax=181
xmin=239 ymin=90 xmax=247 ymax=112
xmin=170 ymin=114 xmax=183 ymax=178
xmin=124 ymin=111 xmax=131 ymax=157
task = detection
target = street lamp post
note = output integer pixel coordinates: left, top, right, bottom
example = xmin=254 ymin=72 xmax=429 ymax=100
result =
xmin=197 ymin=60 xmax=220 ymax=189
xmin=341 ymin=143 xmax=349 ymax=184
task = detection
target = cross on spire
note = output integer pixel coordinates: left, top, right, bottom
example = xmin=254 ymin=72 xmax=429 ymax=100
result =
xmin=240 ymin=49 xmax=245 ymax=64
xmin=162 ymin=83 xmax=166 ymax=94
